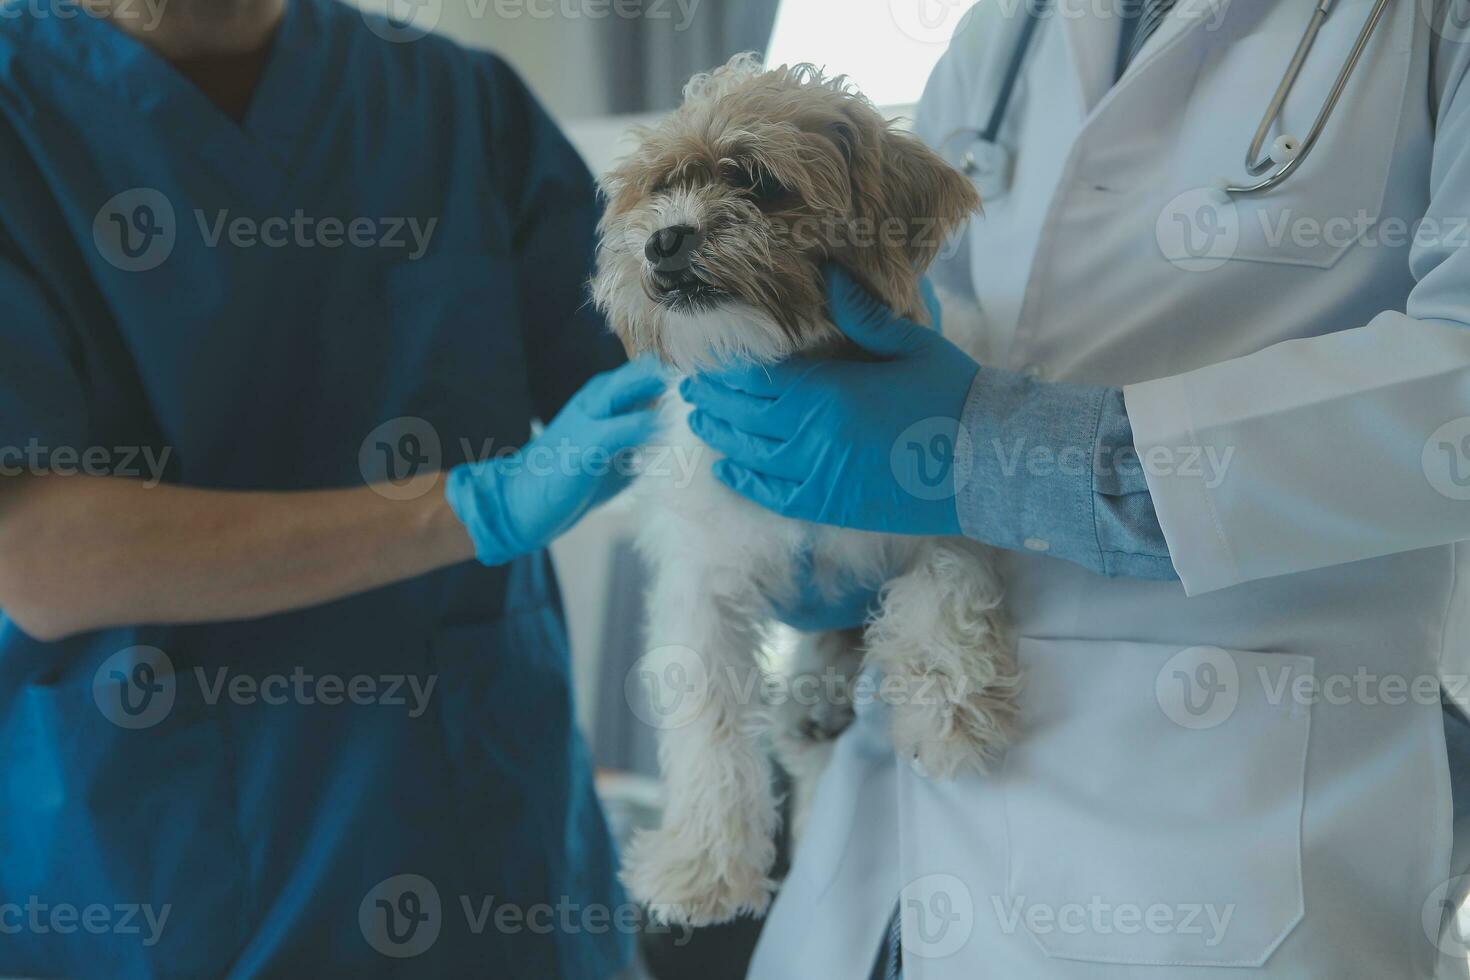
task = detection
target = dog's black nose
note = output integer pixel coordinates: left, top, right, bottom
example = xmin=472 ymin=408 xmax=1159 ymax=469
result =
xmin=645 ymin=224 xmax=703 ymax=272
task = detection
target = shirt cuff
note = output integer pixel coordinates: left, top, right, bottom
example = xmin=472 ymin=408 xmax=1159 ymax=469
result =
xmin=956 ymin=369 xmax=1177 ymax=580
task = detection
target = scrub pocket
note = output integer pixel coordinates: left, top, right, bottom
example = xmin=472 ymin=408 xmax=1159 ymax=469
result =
xmin=1000 ymin=638 xmax=1313 ymax=967
xmin=426 ymin=604 xmax=625 ymax=976
xmin=0 ymin=648 xmax=250 ymax=978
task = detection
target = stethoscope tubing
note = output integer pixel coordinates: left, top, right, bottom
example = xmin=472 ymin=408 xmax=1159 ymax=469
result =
xmin=1224 ymin=0 xmax=1395 ymax=196
xmin=948 ymin=0 xmax=1397 ymax=199
xmin=980 ymin=0 xmax=1054 ymax=144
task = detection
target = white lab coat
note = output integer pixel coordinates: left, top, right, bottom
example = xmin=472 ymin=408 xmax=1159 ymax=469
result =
xmin=749 ymin=0 xmax=1470 ymax=976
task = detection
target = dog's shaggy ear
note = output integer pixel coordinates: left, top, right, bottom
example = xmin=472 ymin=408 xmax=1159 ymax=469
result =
xmin=828 ymin=113 xmax=981 ymax=320
xmin=880 ymin=130 xmax=982 ymax=268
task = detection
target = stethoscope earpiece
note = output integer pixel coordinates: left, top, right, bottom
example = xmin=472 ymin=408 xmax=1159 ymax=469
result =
xmin=1269 ymin=134 xmax=1302 ymax=166
xmin=1218 ymin=0 xmax=1393 ymax=196
xmin=949 ymin=0 xmax=1391 ymax=200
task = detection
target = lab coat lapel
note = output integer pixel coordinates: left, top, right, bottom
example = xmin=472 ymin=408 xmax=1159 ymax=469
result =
xmin=1113 ymin=0 xmax=1246 ymax=87
xmin=1059 ymin=0 xmax=1252 ymax=181
xmin=1057 ymin=0 xmax=1251 ymax=120
xmin=1058 ymin=0 xmax=1125 ymax=112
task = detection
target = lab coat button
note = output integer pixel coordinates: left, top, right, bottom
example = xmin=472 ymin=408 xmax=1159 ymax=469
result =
xmin=1024 ymin=537 xmax=1050 ymax=552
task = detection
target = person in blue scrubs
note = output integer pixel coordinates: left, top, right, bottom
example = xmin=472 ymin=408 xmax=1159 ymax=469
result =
xmin=0 ymin=0 xmax=663 ymax=976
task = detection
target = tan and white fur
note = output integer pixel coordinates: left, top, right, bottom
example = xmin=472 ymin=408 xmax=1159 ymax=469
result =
xmin=593 ymin=54 xmax=1019 ymax=927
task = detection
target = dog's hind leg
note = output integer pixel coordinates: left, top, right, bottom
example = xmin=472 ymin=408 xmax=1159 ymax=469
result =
xmin=864 ymin=537 xmax=1021 ymax=778
xmin=621 ymin=564 xmax=780 ymax=927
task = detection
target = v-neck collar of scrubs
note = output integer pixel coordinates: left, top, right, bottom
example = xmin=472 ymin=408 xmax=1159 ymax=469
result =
xmin=9 ymin=0 xmax=326 ymax=198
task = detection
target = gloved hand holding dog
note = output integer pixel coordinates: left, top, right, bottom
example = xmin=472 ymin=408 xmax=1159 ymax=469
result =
xmin=682 ymin=266 xmax=980 ymax=538
xmin=447 ymin=357 xmax=667 ymax=566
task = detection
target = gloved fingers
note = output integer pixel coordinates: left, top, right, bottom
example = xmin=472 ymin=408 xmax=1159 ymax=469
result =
xmin=687 ymin=410 xmax=802 ymax=480
xmin=712 ymin=460 xmax=804 ymax=520
xmin=592 ymin=408 xmax=663 ymax=453
xmin=577 ymin=357 xmax=670 ymax=419
xmin=823 ymin=264 xmax=924 ymax=358
xmin=768 ymin=582 xmax=879 ymax=633
xmin=679 ymin=376 xmax=794 ymax=439
xmin=694 ymin=358 xmax=820 ymax=399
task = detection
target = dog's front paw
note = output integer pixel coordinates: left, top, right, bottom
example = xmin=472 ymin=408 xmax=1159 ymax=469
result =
xmin=622 ymin=826 xmax=777 ymax=927
xmin=888 ymin=657 xmax=1021 ymax=779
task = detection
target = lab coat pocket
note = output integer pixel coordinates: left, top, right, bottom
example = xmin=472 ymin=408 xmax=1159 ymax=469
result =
xmin=1001 ymin=639 xmax=1313 ymax=967
xmin=1161 ymin=0 xmax=1412 ymax=269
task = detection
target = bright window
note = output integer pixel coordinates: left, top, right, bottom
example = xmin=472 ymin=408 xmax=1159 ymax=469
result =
xmin=764 ymin=0 xmax=982 ymax=107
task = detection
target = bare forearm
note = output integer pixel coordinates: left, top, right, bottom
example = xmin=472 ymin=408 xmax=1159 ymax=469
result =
xmin=0 ymin=473 xmax=475 ymax=640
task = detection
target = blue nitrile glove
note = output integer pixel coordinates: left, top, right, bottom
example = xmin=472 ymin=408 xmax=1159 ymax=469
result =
xmin=446 ymin=358 xmax=667 ymax=566
xmin=767 ymin=549 xmax=882 ymax=632
xmin=681 ymin=266 xmax=979 ymax=536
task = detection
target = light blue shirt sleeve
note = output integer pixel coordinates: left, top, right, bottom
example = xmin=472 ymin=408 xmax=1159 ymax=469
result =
xmin=956 ymin=367 xmax=1178 ymax=580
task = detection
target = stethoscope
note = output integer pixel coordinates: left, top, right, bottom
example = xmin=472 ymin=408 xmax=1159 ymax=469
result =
xmin=943 ymin=0 xmax=1395 ymax=200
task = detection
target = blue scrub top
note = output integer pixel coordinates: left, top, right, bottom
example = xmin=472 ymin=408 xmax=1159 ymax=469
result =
xmin=0 ymin=1 xmax=629 ymax=976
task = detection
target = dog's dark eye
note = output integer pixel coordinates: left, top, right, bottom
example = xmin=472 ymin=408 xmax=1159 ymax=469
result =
xmin=725 ymin=162 xmax=794 ymax=208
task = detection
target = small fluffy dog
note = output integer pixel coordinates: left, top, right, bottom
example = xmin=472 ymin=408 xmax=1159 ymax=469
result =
xmin=593 ymin=54 xmax=1019 ymax=927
